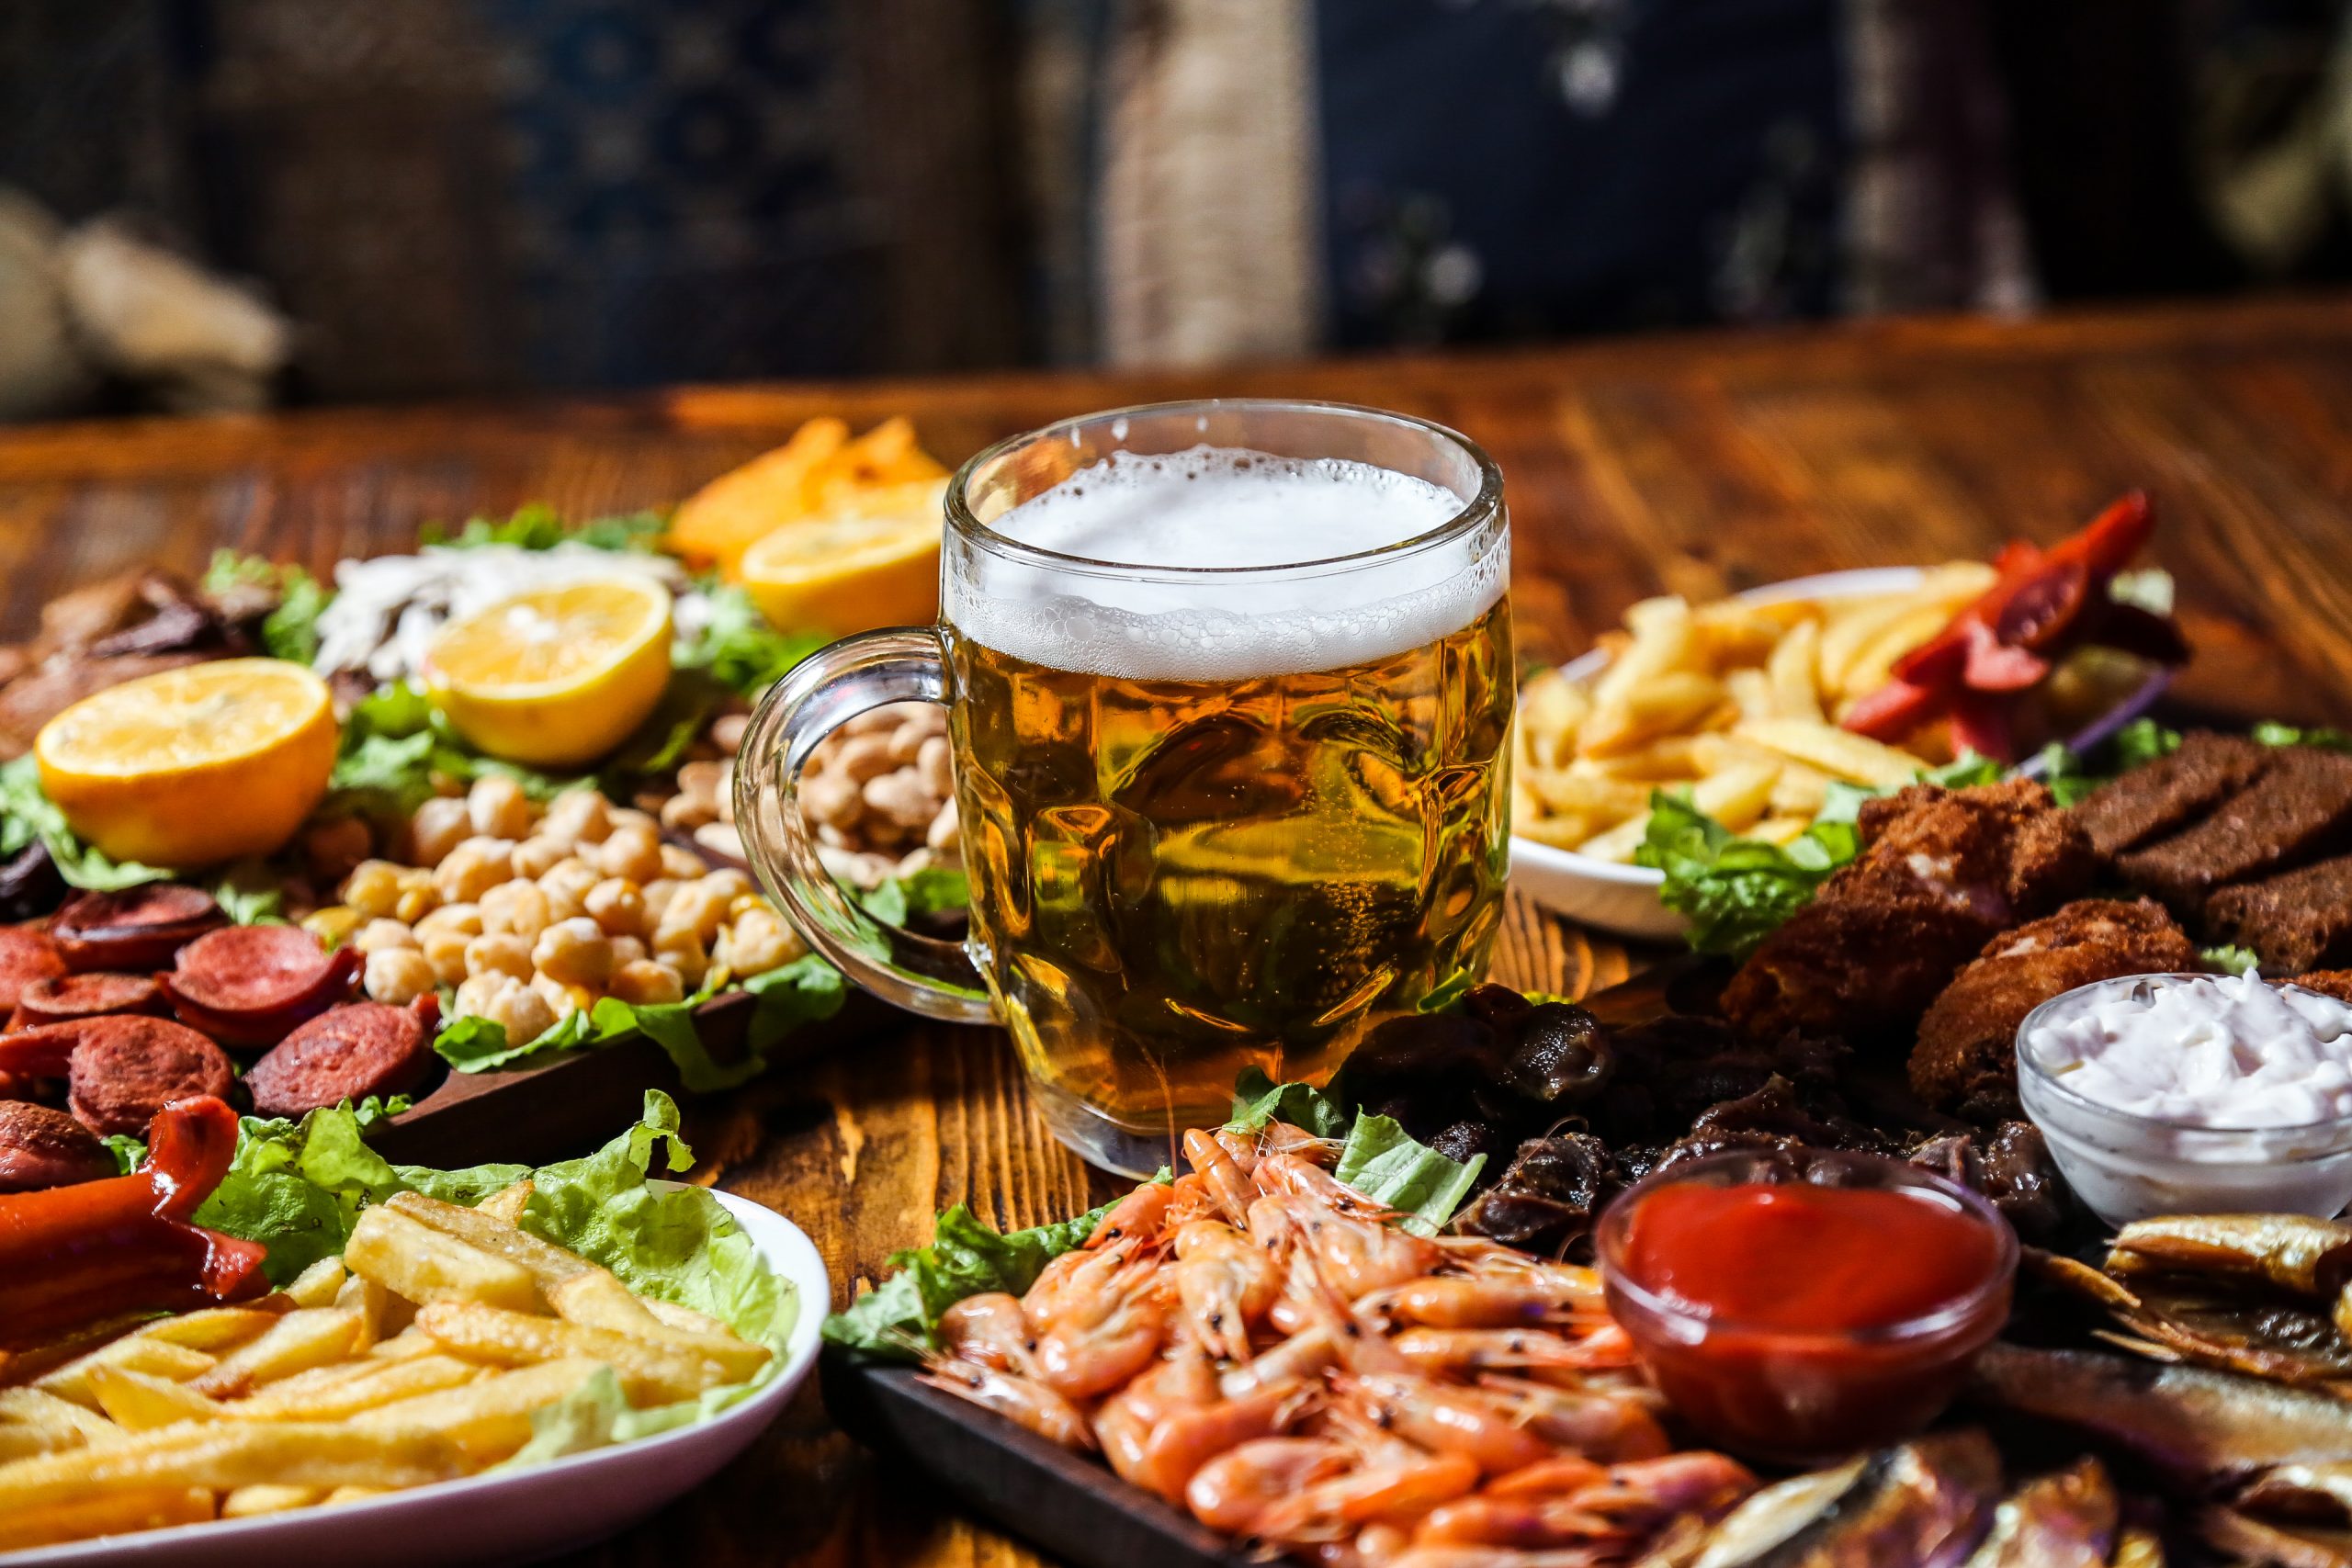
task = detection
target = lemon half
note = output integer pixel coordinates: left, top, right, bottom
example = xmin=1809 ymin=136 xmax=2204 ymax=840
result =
xmin=36 ymin=659 xmax=339 ymax=867
xmin=739 ymin=500 xmax=943 ymax=637
xmin=424 ymin=578 xmax=673 ymax=767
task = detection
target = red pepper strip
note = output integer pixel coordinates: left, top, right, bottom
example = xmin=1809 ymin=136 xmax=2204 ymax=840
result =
xmin=1961 ymin=619 xmax=2051 ymax=693
xmin=1840 ymin=677 xmax=1945 ymax=741
xmin=2041 ymin=490 xmax=2154 ymax=580
xmin=1992 ymin=558 xmax=2090 ymax=653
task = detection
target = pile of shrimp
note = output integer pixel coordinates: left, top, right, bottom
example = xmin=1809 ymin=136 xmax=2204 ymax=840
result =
xmin=918 ymin=1122 xmax=1758 ymax=1568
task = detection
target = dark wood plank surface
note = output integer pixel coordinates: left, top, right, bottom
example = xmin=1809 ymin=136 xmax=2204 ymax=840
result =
xmin=4 ymin=296 xmax=2351 ymax=1565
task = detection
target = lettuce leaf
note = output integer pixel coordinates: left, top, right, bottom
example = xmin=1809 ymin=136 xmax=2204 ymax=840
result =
xmin=676 ymin=583 xmax=827 ymax=697
xmin=854 ymin=866 xmax=972 ymax=928
xmin=327 ymin=682 xmax=588 ymax=818
xmin=2201 ymin=943 xmax=2262 ymax=977
xmin=433 ymin=955 xmax=848 ymax=1093
xmin=1226 ymin=1066 xmax=1351 ymax=1138
xmin=0 ymin=756 xmax=170 ymax=891
xmin=2255 ymin=721 xmax=2352 ymax=753
xmin=1333 ymin=1114 xmax=1485 ymax=1237
xmin=421 ymin=504 xmax=666 ymax=554
xmin=204 ymin=550 xmax=329 ymax=665
xmin=822 ymin=1198 xmax=1118 ymax=1359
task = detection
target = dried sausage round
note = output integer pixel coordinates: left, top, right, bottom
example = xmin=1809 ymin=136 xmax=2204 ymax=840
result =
xmin=63 ymin=1018 xmax=237 ymax=1137
xmin=164 ymin=926 xmax=359 ymax=1047
xmin=11 ymin=973 xmax=164 ymax=1031
xmin=0 ymin=1100 xmax=116 ymax=1191
xmin=0 ymin=928 xmax=68 ymax=1015
xmin=52 ymin=886 xmax=225 ymax=972
xmin=243 ymin=999 xmax=438 ymax=1119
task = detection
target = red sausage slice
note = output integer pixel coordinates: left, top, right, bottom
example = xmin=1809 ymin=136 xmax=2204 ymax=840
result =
xmin=163 ymin=927 xmax=360 ymax=1048
xmin=0 ymin=1100 xmax=116 ymax=1192
xmin=0 ymin=929 xmax=68 ymax=1015
xmin=59 ymin=1018 xmax=236 ymax=1138
xmin=52 ymin=886 xmax=226 ymax=973
xmin=243 ymin=998 xmax=439 ymax=1119
xmin=11 ymin=973 xmax=164 ymax=1031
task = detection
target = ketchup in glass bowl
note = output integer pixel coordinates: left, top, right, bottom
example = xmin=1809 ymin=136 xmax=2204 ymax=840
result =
xmin=1594 ymin=1148 xmax=2017 ymax=1461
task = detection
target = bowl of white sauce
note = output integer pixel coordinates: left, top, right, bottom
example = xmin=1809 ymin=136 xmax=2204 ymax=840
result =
xmin=2017 ymin=972 xmax=2352 ymax=1226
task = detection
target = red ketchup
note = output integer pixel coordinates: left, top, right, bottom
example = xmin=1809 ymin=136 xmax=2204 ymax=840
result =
xmin=1597 ymin=1157 xmax=2016 ymax=1461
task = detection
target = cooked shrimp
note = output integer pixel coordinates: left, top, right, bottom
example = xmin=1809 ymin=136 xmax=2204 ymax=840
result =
xmin=1133 ymin=1378 xmax=1317 ymax=1502
xmin=1257 ymin=1150 xmax=1389 ymax=1218
xmin=1095 ymin=1343 xmax=1221 ymax=1485
xmin=1381 ymin=1547 xmax=1623 ymax=1568
xmin=1257 ymin=1121 xmax=1343 ymax=1168
xmin=1023 ymin=1234 xmax=1149 ymax=1334
xmin=919 ymin=1356 xmax=1097 ymax=1451
xmin=1480 ymin=1458 xmax=1609 ymax=1499
xmin=1390 ymin=1327 xmax=1631 ymax=1379
xmin=937 ymin=1292 xmax=1036 ymax=1372
xmin=1186 ymin=1437 xmax=1353 ymax=1534
xmin=1254 ymin=1448 xmax=1483 ymax=1545
xmin=1368 ymin=1273 xmax=1602 ymax=1331
xmin=1220 ymin=1323 xmax=1340 ymax=1399
xmin=1033 ymin=1257 xmax=1171 ymax=1398
xmin=1088 ymin=1179 xmax=1177 ymax=1247
xmin=1330 ymin=1371 xmax=1553 ymax=1476
xmin=1472 ymin=1377 xmax=1669 ymax=1462
xmin=1285 ymin=1200 xmax=1444 ymax=1300
xmin=1182 ymin=1128 xmax=1259 ymax=1227
xmin=1174 ymin=1218 xmax=1283 ymax=1360
xmin=1553 ymin=1452 xmax=1756 ymax=1526
xmin=1407 ymin=1496 xmax=1628 ymax=1550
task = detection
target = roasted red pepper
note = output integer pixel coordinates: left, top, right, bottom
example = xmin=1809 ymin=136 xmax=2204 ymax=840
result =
xmin=0 ymin=1095 xmax=266 ymax=1347
xmin=1845 ymin=491 xmax=2180 ymax=757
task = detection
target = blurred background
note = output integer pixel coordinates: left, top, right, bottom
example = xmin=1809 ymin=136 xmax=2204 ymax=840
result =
xmin=2 ymin=0 xmax=2348 ymax=421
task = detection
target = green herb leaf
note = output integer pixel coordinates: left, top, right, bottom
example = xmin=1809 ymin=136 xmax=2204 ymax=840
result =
xmin=2201 ymin=943 xmax=2263 ymax=976
xmin=1334 ymin=1114 xmax=1485 ymax=1237
xmin=854 ymin=865 xmax=971 ymax=928
xmin=2255 ymin=721 xmax=2352 ymax=753
xmin=677 ymin=584 xmax=827 ymax=697
xmin=1635 ymin=792 xmax=1854 ymax=958
xmin=211 ymin=863 xmax=288 ymax=925
xmin=821 ymin=1197 xmax=1118 ymax=1359
xmin=205 ymin=551 xmax=330 ymax=665
xmin=422 ymin=504 xmax=665 ymax=554
xmin=326 ymin=682 xmax=590 ymax=818
xmin=2111 ymin=717 xmax=2184 ymax=771
xmin=1226 ymin=1066 xmax=1352 ymax=1138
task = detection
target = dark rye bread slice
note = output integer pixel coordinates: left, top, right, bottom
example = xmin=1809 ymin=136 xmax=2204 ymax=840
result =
xmin=2206 ymin=854 xmax=2352 ymax=974
xmin=2117 ymin=746 xmax=2352 ymax=916
xmin=2071 ymin=731 xmax=2277 ymax=858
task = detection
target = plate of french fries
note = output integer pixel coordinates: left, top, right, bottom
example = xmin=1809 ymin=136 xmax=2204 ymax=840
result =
xmin=0 ymin=1183 xmax=826 ymax=1568
xmin=1510 ymin=566 xmax=2001 ymax=938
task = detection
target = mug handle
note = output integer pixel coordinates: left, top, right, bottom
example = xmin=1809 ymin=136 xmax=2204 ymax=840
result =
xmin=731 ymin=627 xmax=996 ymax=1024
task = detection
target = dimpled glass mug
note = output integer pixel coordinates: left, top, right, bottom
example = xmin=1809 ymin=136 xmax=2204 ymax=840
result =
xmin=735 ymin=400 xmax=1514 ymax=1174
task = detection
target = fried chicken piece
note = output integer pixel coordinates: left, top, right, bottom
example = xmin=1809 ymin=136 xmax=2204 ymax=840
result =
xmin=1721 ymin=779 xmax=2098 ymax=1043
xmin=1909 ymin=897 xmax=2197 ymax=1122
xmin=2292 ymin=970 xmax=2352 ymax=1005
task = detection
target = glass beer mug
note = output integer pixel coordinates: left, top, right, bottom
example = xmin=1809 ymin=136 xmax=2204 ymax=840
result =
xmin=736 ymin=400 xmax=1513 ymax=1174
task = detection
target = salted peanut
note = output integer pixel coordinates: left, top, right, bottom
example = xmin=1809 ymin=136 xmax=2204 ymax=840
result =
xmin=364 ymin=949 xmax=436 ymax=1007
xmin=715 ymin=907 xmax=800 ymax=976
xmin=832 ymin=733 xmax=899 ymax=784
xmin=710 ymin=712 xmax=749 ymax=750
xmin=916 ymin=734 xmax=954 ymax=795
xmin=540 ymin=787 xmax=611 ymax=847
xmin=510 ymin=834 xmax=570 ymax=881
xmin=409 ymin=797 xmax=472 ymax=868
xmin=703 ymin=867 xmax=752 ymax=901
xmin=656 ymin=880 xmax=731 ymax=946
xmin=419 ymin=930 xmax=469 ymax=986
xmin=341 ymin=861 xmax=405 ymax=920
xmin=658 ymin=843 xmax=707 ymax=880
xmin=926 ymin=800 xmax=961 ymax=857
xmin=678 ymin=760 xmax=727 ymax=807
xmin=463 ymin=932 xmax=534 ymax=982
xmin=478 ymin=879 xmax=551 ymax=942
xmin=582 ymin=878 xmax=647 ymax=939
xmin=434 ymin=837 xmax=514 ymax=903
xmin=608 ymin=807 xmax=658 ymax=836
xmin=352 ymin=918 xmax=416 ymax=956
xmin=651 ymin=928 xmax=707 ymax=988
xmin=533 ymin=917 xmax=612 ymax=989
xmin=595 ymin=822 xmax=664 ymax=885
xmin=414 ymin=901 xmax=482 ymax=941
xmin=390 ymin=869 xmax=440 ymax=925
xmin=798 ymin=770 xmax=861 ymax=829
xmin=466 ymin=775 xmax=533 ymax=840
xmin=866 ymin=770 xmax=939 ymax=830
xmin=609 ymin=959 xmax=684 ymax=1007
xmin=842 ymin=705 xmax=905 ymax=737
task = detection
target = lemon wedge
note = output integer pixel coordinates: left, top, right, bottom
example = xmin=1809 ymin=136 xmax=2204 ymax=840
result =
xmin=423 ymin=578 xmax=673 ymax=767
xmin=36 ymin=659 xmax=338 ymax=867
xmin=738 ymin=494 xmax=944 ymax=637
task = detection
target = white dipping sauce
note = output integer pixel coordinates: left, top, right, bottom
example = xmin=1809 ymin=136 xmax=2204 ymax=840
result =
xmin=2026 ymin=973 xmax=2352 ymax=1128
xmin=2018 ymin=973 xmax=2352 ymax=1225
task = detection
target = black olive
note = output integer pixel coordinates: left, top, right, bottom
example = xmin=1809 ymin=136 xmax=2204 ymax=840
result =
xmin=1502 ymin=1004 xmax=1613 ymax=1105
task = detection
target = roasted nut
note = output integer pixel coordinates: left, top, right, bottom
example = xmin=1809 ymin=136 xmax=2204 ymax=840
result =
xmin=479 ymin=879 xmax=553 ymax=942
xmin=511 ymin=834 xmax=571 ymax=881
xmin=409 ymin=798 xmax=472 ymax=868
xmin=609 ymin=959 xmax=685 ymax=1007
xmin=927 ymin=797 xmax=960 ymax=853
xmin=703 ymin=867 xmax=753 ymax=902
xmin=583 ymin=878 xmax=648 ymax=939
xmin=694 ymin=822 xmax=746 ymax=863
xmin=364 ymin=948 xmax=436 ymax=1006
xmin=658 ymin=844 xmax=708 ymax=881
xmin=715 ymin=907 xmax=801 ymax=976
xmin=608 ymin=807 xmax=658 ymax=837
xmin=799 ymin=771 xmax=861 ymax=829
xmin=916 ymin=735 xmax=954 ymax=796
xmin=531 ymin=974 xmax=590 ymax=1021
xmin=353 ymin=918 xmax=417 ymax=955
xmin=538 ymin=860 xmax=599 ymax=921
xmin=640 ymin=877 xmax=682 ymax=926
xmin=609 ymin=934 xmax=649 ymax=967
xmin=533 ymin=916 xmax=613 ymax=988
xmin=435 ymin=837 xmax=515 ymax=903
xmin=464 ymin=932 xmax=534 ymax=982
xmin=651 ymin=927 xmax=708 ymax=987
xmin=833 ymin=733 xmax=898 ymax=784
xmin=596 ymin=822 xmax=665 ymax=885
xmin=710 ymin=713 xmax=749 ymax=751
xmin=541 ymin=788 xmax=612 ymax=847
xmin=660 ymin=792 xmax=717 ymax=831
xmin=863 ymin=771 xmax=935 ymax=829
xmin=341 ymin=861 xmax=404 ymax=920
xmin=468 ymin=775 xmax=535 ymax=840
xmin=678 ymin=761 xmax=727 ymax=809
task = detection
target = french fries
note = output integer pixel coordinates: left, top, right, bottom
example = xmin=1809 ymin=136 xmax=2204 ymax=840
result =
xmin=0 ymin=1183 xmax=774 ymax=1548
xmin=1515 ymin=566 xmax=1995 ymax=862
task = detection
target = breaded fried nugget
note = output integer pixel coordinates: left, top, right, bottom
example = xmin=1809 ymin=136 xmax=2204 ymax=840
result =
xmin=1909 ymin=897 xmax=2197 ymax=1122
xmin=1722 ymin=779 xmax=2097 ymax=1043
xmin=2292 ymin=970 xmax=2352 ymax=1005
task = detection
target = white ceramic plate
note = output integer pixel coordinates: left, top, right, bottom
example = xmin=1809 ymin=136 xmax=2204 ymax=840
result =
xmin=4 ymin=1188 xmax=828 ymax=1568
xmin=1509 ymin=568 xmax=1927 ymax=942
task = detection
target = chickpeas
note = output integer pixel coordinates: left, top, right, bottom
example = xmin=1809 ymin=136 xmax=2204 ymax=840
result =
xmin=434 ymin=837 xmax=514 ymax=903
xmin=420 ymin=928 xmax=471 ymax=986
xmin=595 ymin=822 xmax=665 ymax=885
xmin=652 ymin=927 xmax=708 ymax=988
xmin=511 ymin=834 xmax=570 ymax=881
xmin=342 ymin=861 xmax=404 ymax=921
xmin=455 ymin=975 xmax=556 ymax=1046
xmin=584 ymin=878 xmax=647 ymax=940
xmin=715 ymin=906 xmax=802 ymax=976
xmin=480 ymin=879 xmax=552 ymax=942
xmin=464 ymin=932 xmax=534 ymax=982
xmin=414 ymin=902 xmax=482 ymax=942
xmin=364 ymin=948 xmax=436 ymax=1006
xmin=539 ymin=860 xmax=599 ymax=922
xmin=409 ymin=797 xmax=471 ymax=868
xmin=391 ymin=869 xmax=440 ymax=925
xmin=656 ymin=879 xmax=731 ymax=947
xmin=531 ymin=974 xmax=589 ymax=1021
xmin=541 ymin=788 xmax=612 ymax=847
xmin=533 ymin=917 xmax=613 ymax=989
xmin=353 ymin=918 xmax=417 ymax=956
xmin=468 ymin=775 xmax=534 ymax=840
xmin=609 ymin=959 xmax=685 ymax=1007
xmin=658 ymin=844 xmax=708 ymax=881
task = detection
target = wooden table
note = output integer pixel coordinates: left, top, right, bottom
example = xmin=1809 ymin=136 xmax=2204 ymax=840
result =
xmin=5 ymin=296 xmax=2352 ymax=1565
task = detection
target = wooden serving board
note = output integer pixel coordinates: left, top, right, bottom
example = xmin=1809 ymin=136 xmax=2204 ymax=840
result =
xmin=368 ymin=987 xmax=897 ymax=1168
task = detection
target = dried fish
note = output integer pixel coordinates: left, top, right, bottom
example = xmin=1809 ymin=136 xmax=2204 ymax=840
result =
xmin=2241 ymin=1461 xmax=2352 ymax=1524
xmin=1687 ymin=1430 xmax=2000 ymax=1568
xmin=2025 ymin=1250 xmax=2352 ymax=1384
xmin=1969 ymin=1344 xmax=2352 ymax=1483
xmin=2109 ymin=1214 xmax=2352 ymax=1299
xmin=2199 ymin=1506 xmax=2352 ymax=1568
xmin=1956 ymin=1458 xmax=2116 ymax=1568
xmin=2109 ymin=1524 xmax=2165 ymax=1568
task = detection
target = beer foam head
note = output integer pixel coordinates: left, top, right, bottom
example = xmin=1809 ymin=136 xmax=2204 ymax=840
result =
xmin=949 ymin=446 xmax=1505 ymax=681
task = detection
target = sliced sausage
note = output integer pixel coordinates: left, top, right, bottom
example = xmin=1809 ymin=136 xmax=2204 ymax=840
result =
xmin=0 ymin=1099 xmax=116 ymax=1191
xmin=243 ymin=998 xmax=440 ymax=1119
xmin=10 ymin=973 xmax=164 ymax=1031
xmin=62 ymin=1017 xmax=237 ymax=1137
xmin=53 ymin=886 xmax=225 ymax=972
xmin=0 ymin=928 xmax=68 ymax=1014
xmin=163 ymin=926 xmax=359 ymax=1048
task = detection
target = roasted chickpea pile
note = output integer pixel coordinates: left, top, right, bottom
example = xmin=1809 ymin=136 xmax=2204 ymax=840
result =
xmin=306 ymin=775 xmax=807 ymax=1044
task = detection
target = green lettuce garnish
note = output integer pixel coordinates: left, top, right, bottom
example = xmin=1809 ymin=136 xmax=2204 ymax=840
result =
xmin=2255 ymin=721 xmax=2352 ymax=753
xmin=853 ymin=866 xmax=971 ymax=927
xmin=822 ymin=1200 xmax=1119 ymax=1359
xmin=326 ymin=682 xmax=590 ymax=818
xmin=204 ymin=550 xmax=330 ymax=665
xmin=0 ymin=755 xmax=170 ymax=891
xmin=1226 ymin=1066 xmax=1352 ymax=1138
xmin=433 ymin=954 xmax=847 ymax=1092
xmin=676 ymin=584 xmax=827 ymax=698
xmin=2201 ymin=943 xmax=2263 ymax=977
xmin=1333 ymin=1114 xmax=1485 ymax=1236
xmin=421 ymin=504 xmax=666 ymax=555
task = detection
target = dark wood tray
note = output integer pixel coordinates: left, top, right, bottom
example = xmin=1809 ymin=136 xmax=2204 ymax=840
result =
xmin=367 ymin=987 xmax=897 ymax=1168
xmin=822 ymin=1358 xmax=1252 ymax=1568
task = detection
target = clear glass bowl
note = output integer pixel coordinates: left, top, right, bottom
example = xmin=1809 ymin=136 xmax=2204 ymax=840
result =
xmin=2017 ymin=972 xmax=2352 ymax=1228
xmin=1594 ymin=1147 xmax=2016 ymax=1462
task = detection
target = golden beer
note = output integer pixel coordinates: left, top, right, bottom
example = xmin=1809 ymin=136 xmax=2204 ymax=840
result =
xmin=949 ymin=597 xmax=1513 ymax=1134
